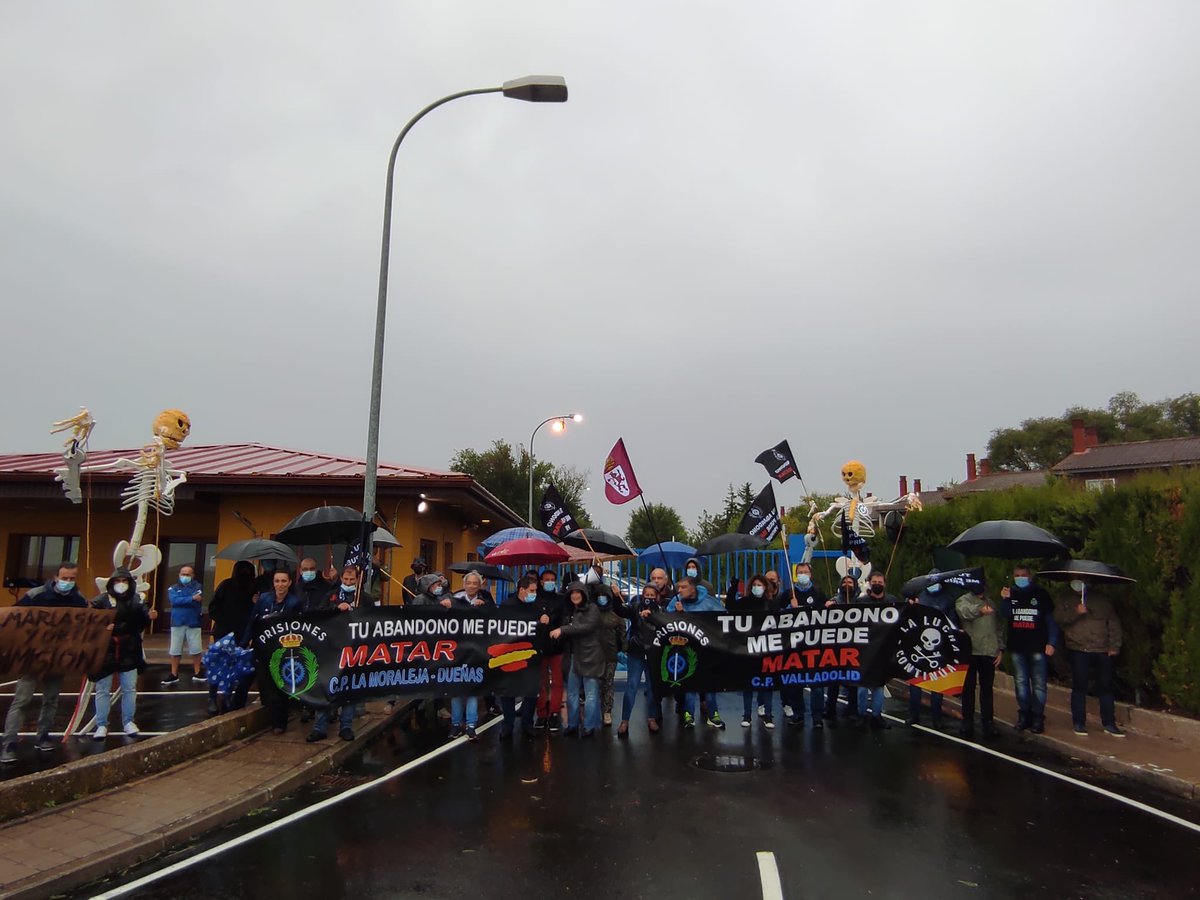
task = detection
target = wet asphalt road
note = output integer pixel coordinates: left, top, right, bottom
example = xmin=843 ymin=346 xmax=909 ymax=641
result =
xmin=82 ymin=692 xmax=1200 ymax=900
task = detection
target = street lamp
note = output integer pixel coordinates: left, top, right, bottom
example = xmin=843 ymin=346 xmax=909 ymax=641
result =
xmin=361 ymin=76 xmax=569 ymax=539
xmin=528 ymin=413 xmax=583 ymax=524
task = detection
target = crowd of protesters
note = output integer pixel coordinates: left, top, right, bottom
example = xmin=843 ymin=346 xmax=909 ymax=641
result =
xmin=0 ymin=554 xmax=1124 ymax=765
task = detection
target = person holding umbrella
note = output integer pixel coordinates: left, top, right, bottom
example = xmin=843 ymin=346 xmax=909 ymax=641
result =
xmin=534 ymin=569 xmax=566 ymax=734
xmin=498 ymin=574 xmax=547 ymax=740
xmin=1000 ymin=565 xmax=1060 ymax=734
xmin=1054 ymin=581 xmax=1124 ymax=737
xmin=956 ymin=578 xmax=1005 ymax=741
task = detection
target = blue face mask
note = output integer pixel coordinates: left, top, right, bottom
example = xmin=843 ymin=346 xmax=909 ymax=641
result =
xmin=543 ymin=582 xmax=556 ymax=593
xmin=179 ymin=575 xmax=193 ymax=585
xmin=751 ymin=585 xmax=765 ymax=598
xmin=796 ymin=575 xmax=812 ymax=588
xmin=431 ymin=586 xmax=443 ymax=596
xmin=686 ymin=567 xmax=698 ymax=578
xmin=56 ymin=579 xmax=76 ymax=593
xmin=522 ymin=592 xmax=537 ymax=603
xmin=301 ymin=571 xmax=317 ymax=582
xmin=1014 ymin=577 xmax=1031 ymax=589
xmin=341 ymin=583 xmax=356 ymax=593
xmin=597 ymin=596 xmax=609 ymax=607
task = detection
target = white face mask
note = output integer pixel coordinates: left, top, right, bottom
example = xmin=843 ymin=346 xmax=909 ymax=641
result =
xmin=112 ymin=582 xmax=130 ymax=596
xmin=1070 ymin=579 xmax=1086 ymax=594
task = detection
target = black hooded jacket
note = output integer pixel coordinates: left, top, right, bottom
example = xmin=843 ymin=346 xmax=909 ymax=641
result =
xmin=209 ymin=561 xmax=257 ymax=643
xmin=89 ymin=568 xmax=150 ymax=679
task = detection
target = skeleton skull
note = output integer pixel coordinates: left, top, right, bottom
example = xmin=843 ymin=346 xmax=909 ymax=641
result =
xmin=841 ymin=460 xmax=867 ymax=493
xmin=919 ymin=627 xmax=942 ymax=653
xmin=154 ymin=409 xmax=191 ymax=449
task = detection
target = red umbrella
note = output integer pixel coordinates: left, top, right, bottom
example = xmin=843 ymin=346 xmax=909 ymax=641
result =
xmin=484 ymin=537 xmax=569 ymax=567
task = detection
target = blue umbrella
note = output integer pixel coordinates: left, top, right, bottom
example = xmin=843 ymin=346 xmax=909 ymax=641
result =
xmin=477 ymin=526 xmax=552 ymax=556
xmin=637 ymin=541 xmax=697 ymax=570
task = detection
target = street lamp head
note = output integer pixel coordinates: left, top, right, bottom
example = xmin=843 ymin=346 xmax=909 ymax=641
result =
xmin=571 ymin=413 xmax=583 ymax=423
xmin=501 ymin=75 xmax=568 ymax=103
xmin=551 ymin=419 xmax=566 ymax=433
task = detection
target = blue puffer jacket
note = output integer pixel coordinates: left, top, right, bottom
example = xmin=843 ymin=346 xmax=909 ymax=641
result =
xmin=666 ymin=585 xmax=724 ymax=613
xmin=167 ymin=581 xmax=204 ymax=628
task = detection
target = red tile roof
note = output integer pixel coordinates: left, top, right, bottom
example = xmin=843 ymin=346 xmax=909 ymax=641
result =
xmin=941 ymin=470 xmax=1050 ymax=497
xmin=1053 ymin=436 xmax=1200 ymax=474
xmin=0 ymin=442 xmax=458 ymax=481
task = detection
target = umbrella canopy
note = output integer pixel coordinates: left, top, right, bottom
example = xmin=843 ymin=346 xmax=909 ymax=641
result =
xmin=636 ymin=541 xmax=697 ymax=570
xmin=276 ymin=505 xmax=373 ymax=545
xmin=448 ymin=561 xmax=515 ymax=583
xmin=371 ymin=527 xmax=402 ymax=549
xmin=1037 ymin=559 xmax=1136 ymax=585
xmin=484 ymin=537 xmax=569 ymax=567
xmin=900 ymin=567 xmax=983 ymax=599
xmin=216 ymin=539 xmax=298 ymax=564
xmin=694 ymin=533 xmax=767 ymax=557
xmin=477 ymin=526 xmax=552 ymax=553
xmin=946 ymin=520 xmax=1068 ymax=559
xmin=562 ymin=528 xmax=635 ymax=557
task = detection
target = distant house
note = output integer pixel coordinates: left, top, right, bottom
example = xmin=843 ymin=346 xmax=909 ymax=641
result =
xmin=934 ymin=454 xmax=1049 ymax=502
xmin=1052 ymin=419 xmax=1200 ymax=489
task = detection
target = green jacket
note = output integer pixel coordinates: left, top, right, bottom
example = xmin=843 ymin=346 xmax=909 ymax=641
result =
xmin=1053 ymin=592 xmax=1122 ymax=653
xmin=956 ymin=592 xmax=1006 ymax=657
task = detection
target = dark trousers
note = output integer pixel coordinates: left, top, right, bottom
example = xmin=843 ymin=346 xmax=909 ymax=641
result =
xmin=1070 ymin=650 xmax=1116 ymax=728
xmin=960 ymin=655 xmax=996 ymax=730
xmin=499 ymin=696 xmax=537 ymax=732
xmin=824 ymin=681 xmax=853 ymax=718
xmin=256 ymin=668 xmax=289 ymax=730
xmin=907 ymin=685 xmax=944 ymax=724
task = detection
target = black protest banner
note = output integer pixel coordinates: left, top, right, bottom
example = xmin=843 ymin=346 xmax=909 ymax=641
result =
xmin=252 ymin=607 xmax=549 ymax=709
xmin=0 ymin=607 xmax=114 ymax=679
xmin=736 ymin=483 xmax=782 ymax=542
xmin=538 ymin=484 xmax=578 ymax=540
xmin=754 ymin=440 xmax=798 ymax=483
xmin=646 ymin=604 xmax=968 ymax=695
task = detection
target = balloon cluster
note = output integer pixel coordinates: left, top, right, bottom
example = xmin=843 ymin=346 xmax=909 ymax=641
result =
xmin=202 ymin=633 xmax=257 ymax=697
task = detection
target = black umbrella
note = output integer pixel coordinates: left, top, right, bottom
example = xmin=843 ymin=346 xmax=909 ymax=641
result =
xmin=371 ymin=527 xmax=402 ymax=549
xmin=275 ymin=506 xmax=374 ymax=545
xmin=694 ymin=533 xmax=768 ymax=557
xmin=448 ymin=561 xmax=515 ymax=583
xmin=946 ymin=520 xmax=1068 ymax=559
xmin=562 ymin=528 xmax=635 ymax=557
xmin=1036 ymin=559 xmax=1136 ymax=585
xmin=216 ymin=539 xmax=298 ymax=565
xmin=900 ymin=567 xmax=983 ymax=599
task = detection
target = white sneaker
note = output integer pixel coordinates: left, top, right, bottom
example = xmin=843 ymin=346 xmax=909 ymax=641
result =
xmin=93 ymin=726 xmax=108 ymax=741
xmin=757 ymin=705 xmax=766 ymax=717
xmin=124 ymin=721 xmax=140 ymax=736
xmin=782 ymin=705 xmax=795 ymax=719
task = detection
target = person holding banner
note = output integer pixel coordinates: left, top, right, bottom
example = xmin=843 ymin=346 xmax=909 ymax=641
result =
xmin=780 ymin=563 xmax=829 ymax=729
xmin=245 ymin=569 xmax=304 ymax=734
xmin=733 ymin=575 xmax=778 ymax=729
xmin=446 ymin=571 xmax=488 ymax=740
xmin=854 ymin=572 xmax=898 ymax=730
xmin=498 ymin=575 xmax=546 ymax=740
xmin=824 ymin=575 xmax=862 ymax=724
xmin=550 ymin=583 xmax=603 ymax=737
xmin=534 ymin=570 xmax=566 ymax=734
xmin=88 ymin=567 xmax=154 ymax=740
xmin=615 ymin=583 xmax=665 ymax=736
xmin=306 ymin=566 xmax=362 ymax=743
xmin=2 ymin=562 xmax=89 ymax=763
xmin=956 ymin=580 xmax=1005 ymax=741
xmin=905 ymin=570 xmax=955 ymax=729
xmin=667 ymin=578 xmax=725 ymax=730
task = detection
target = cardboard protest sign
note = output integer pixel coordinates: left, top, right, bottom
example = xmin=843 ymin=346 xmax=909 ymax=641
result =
xmin=0 ymin=607 xmax=114 ymax=679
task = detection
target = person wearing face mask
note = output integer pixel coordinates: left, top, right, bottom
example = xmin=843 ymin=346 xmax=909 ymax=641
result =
xmin=956 ymin=579 xmax=1005 ymax=741
xmin=1054 ymin=580 xmax=1123 ymax=737
xmin=163 ymin=565 xmax=206 ymax=686
xmin=905 ymin=569 xmax=958 ymax=728
xmin=409 ymin=572 xmax=448 ymax=607
xmin=534 ymin=569 xmax=567 ymax=733
xmin=732 ymin=574 xmax=778 ymax=728
xmin=1000 ymin=566 xmax=1059 ymax=734
xmin=497 ymin=575 xmax=548 ymax=739
xmin=853 ymin=573 xmax=898 ymax=729
xmin=615 ymin=583 xmax=665 ymax=736
xmin=296 ymin=558 xmax=334 ymax=611
xmin=682 ymin=558 xmax=713 ymax=594
xmin=591 ymin=583 xmax=628 ymax=728
xmin=2 ymin=563 xmax=89 ymax=763
xmin=401 ymin=557 xmax=428 ymax=603
xmin=88 ymin=568 xmax=155 ymax=740
xmin=667 ymin=577 xmax=726 ymax=730
xmin=779 ymin=563 xmax=829 ymax=728
xmin=550 ymin=583 xmax=604 ymax=737
xmin=305 ymin=566 xmax=361 ymax=743
xmin=824 ymin=575 xmax=863 ymax=724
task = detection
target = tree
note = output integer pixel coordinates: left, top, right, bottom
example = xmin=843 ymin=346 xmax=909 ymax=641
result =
xmin=689 ymin=482 xmax=756 ymax=545
xmin=987 ymin=392 xmax=1200 ymax=472
xmin=625 ymin=502 xmax=687 ymax=549
xmin=450 ymin=440 xmax=593 ymax=527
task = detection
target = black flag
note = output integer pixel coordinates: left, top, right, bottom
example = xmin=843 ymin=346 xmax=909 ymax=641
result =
xmin=736 ymin=484 xmax=782 ymax=542
xmin=754 ymin=440 xmax=798 ymax=483
xmin=538 ymin=484 xmax=578 ymax=540
xmin=840 ymin=509 xmax=871 ymax=562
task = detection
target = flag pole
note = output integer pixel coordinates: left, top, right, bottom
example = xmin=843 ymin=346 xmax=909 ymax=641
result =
xmin=638 ymin=495 xmax=672 ymax=578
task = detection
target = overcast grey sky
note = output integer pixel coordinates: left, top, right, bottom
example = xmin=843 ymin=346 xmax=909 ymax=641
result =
xmin=2 ymin=2 xmax=1197 ymax=533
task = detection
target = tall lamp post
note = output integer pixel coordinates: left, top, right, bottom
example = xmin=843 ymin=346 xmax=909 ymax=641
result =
xmin=361 ymin=76 xmax=569 ymax=540
xmin=528 ymin=413 xmax=583 ymax=524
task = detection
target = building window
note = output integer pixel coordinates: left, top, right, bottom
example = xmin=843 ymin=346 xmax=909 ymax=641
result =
xmin=5 ymin=535 xmax=81 ymax=586
xmin=1085 ymin=478 xmax=1116 ymax=492
xmin=419 ymin=540 xmax=437 ymax=571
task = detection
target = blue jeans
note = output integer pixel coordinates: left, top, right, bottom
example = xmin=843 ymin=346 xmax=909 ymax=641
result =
xmin=314 ymin=702 xmax=354 ymax=735
xmin=684 ymin=692 xmax=719 ymax=720
xmin=621 ymin=655 xmax=661 ymax=722
xmin=94 ymin=670 xmax=138 ymax=728
xmin=742 ymin=690 xmax=773 ymax=717
xmin=566 ymin=670 xmax=600 ymax=731
xmin=451 ymin=696 xmax=478 ymax=728
xmin=806 ymin=685 xmax=826 ymax=723
xmin=1011 ymin=651 xmax=1048 ymax=723
xmin=857 ymin=686 xmax=884 ymax=717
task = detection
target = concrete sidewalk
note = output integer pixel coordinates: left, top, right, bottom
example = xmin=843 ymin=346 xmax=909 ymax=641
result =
xmin=0 ymin=701 xmax=402 ymax=900
xmin=899 ymin=670 xmax=1200 ymax=800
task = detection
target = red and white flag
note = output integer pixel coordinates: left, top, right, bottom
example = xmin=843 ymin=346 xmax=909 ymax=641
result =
xmin=603 ymin=438 xmax=643 ymax=505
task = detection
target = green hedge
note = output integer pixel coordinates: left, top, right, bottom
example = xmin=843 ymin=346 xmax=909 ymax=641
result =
xmin=859 ymin=472 xmax=1200 ymax=713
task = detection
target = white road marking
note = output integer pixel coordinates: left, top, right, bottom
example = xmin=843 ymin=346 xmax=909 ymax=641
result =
xmin=757 ymin=851 xmax=784 ymax=900
xmin=17 ymin=731 xmax=168 ymax=737
xmin=0 ymin=692 xmax=258 ymax=698
xmin=91 ymin=714 xmax=503 ymax=899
